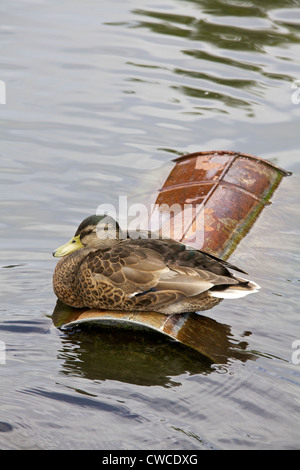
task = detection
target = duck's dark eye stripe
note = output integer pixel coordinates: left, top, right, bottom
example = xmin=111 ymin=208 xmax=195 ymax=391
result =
xmin=80 ymin=230 xmax=90 ymax=238
xmin=79 ymin=226 xmax=96 ymax=239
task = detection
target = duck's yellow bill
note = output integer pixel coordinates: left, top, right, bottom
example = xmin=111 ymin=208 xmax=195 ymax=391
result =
xmin=52 ymin=235 xmax=84 ymax=257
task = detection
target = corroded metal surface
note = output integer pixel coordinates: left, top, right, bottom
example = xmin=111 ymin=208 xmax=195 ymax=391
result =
xmin=152 ymin=150 xmax=290 ymax=258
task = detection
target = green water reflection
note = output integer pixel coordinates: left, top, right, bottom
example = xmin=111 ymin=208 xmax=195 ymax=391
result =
xmin=125 ymin=0 xmax=300 ymax=117
xmin=52 ymin=301 xmax=255 ymax=386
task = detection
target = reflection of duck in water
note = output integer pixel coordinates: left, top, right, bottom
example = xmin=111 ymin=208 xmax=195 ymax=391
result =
xmin=53 ymin=215 xmax=260 ymax=315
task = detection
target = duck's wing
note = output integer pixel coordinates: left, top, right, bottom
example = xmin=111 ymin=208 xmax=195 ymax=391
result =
xmin=125 ymin=238 xmax=248 ymax=276
xmin=80 ymin=243 xmax=238 ymax=303
xmin=197 ymin=250 xmax=248 ymax=275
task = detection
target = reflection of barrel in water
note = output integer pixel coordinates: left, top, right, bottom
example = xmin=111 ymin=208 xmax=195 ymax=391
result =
xmin=52 ymin=299 xmax=255 ymax=373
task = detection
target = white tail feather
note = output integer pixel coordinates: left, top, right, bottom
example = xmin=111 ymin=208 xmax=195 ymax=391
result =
xmin=209 ymin=279 xmax=261 ymax=299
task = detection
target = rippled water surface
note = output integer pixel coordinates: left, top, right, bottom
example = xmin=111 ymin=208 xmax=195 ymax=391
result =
xmin=1 ymin=0 xmax=300 ymax=450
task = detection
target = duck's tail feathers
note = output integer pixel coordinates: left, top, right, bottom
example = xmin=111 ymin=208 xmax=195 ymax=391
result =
xmin=209 ymin=278 xmax=261 ymax=299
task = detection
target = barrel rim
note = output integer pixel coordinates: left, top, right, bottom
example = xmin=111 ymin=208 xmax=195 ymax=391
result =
xmin=173 ymin=150 xmax=292 ymax=176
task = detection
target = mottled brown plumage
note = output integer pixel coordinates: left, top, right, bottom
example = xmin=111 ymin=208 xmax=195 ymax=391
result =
xmin=52 ymin=215 xmax=259 ymax=314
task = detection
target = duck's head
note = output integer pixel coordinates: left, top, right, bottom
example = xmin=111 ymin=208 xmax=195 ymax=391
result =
xmin=52 ymin=215 xmax=121 ymax=258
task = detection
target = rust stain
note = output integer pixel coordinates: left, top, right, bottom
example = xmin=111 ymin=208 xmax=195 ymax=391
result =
xmin=154 ymin=150 xmax=290 ymax=258
xmin=195 ymin=157 xmax=221 ymax=170
xmin=203 ymin=208 xmax=215 ymax=232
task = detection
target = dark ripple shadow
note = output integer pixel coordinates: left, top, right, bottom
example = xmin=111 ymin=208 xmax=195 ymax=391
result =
xmin=20 ymin=387 xmax=144 ymax=422
xmin=0 ymin=319 xmax=50 ymax=335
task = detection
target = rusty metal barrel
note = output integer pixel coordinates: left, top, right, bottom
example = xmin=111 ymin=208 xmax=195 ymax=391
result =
xmin=152 ymin=150 xmax=290 ymax=259
xmin=52 ymin=150 xmax=290 ymax=360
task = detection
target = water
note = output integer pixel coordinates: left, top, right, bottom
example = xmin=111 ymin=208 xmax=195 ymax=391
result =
xmin=1 ymin=0 xmax=300 ymax=450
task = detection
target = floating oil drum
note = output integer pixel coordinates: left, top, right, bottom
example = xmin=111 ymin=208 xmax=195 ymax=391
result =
xmin=52 ymin=150 xmax=290 ymax=359
xmin=151 ymin=150 xmax=290 ymax=259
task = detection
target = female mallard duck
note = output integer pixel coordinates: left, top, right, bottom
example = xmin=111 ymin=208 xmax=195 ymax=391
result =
xmin=52 ymin=215 xmax=260 ymax=315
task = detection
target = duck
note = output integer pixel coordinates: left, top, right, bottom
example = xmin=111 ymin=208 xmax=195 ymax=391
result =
xmin=52 ymin=214 xmax=260 ymax=315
